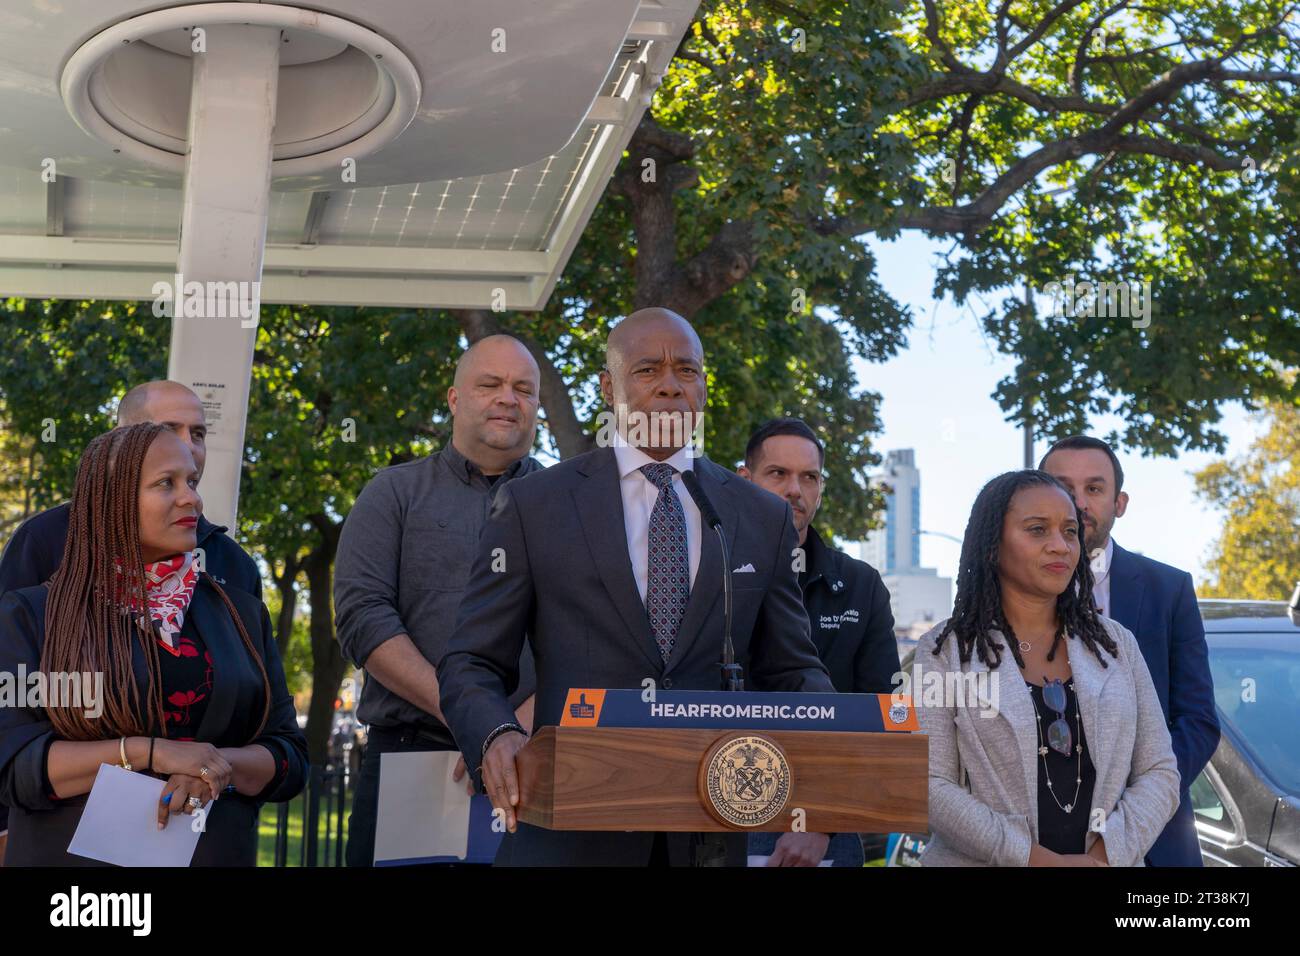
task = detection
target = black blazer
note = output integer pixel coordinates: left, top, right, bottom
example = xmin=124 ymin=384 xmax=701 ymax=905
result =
xmin=0 ymin=576 xmax=307 ymax=866
xmin=438 ymin=448 xmax=833 ymax=866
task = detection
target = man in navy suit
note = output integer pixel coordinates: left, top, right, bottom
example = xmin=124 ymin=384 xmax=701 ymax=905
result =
xmin=438 ymin=308 xmax=834 ymax=866
xmin=1041 ymin=436 xmax=1219 ymax=866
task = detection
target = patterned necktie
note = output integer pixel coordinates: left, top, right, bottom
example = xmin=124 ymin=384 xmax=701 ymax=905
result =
xmin=641 ymin=462 xmax=690 ymax=662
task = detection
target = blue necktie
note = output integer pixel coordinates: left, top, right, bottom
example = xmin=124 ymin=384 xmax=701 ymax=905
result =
xmin=641 ymin=463 xmax=689 ymax=662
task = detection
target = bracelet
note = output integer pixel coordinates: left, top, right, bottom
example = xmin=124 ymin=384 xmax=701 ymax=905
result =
xmin=480 ymin=721 xmax=526 ymax=760
xmin=118 ymin=736 xmax=132 ymax=771
xmin=147 ymin=737 xmax=156 ymax=773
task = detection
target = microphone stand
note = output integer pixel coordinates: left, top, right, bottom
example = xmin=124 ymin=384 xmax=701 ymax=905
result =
xmin=681 ymin=469 xmax=743 ymax=691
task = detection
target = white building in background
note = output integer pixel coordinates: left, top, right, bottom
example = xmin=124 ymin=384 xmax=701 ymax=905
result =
xmin=849 ymin=449 xmax=953 ymax=648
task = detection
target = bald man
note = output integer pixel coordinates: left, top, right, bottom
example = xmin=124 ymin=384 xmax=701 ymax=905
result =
xmin=438 ymin=309 xmax=833 ymax=867
xmin=334 ymin=334 xmax=543 ymax=867
xmin=0 ymin=381 xmax=262 ymax=598
xmin=0 ymin=380 xmax=262 ymax=861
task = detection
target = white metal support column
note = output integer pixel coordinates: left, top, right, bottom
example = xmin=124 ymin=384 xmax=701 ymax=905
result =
xmin=168 ymin=24 xmax=282 ymax=530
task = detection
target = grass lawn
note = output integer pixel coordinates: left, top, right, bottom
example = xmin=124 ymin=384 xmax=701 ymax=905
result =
xmin=256 ymin=785 xmax=354 ymax=867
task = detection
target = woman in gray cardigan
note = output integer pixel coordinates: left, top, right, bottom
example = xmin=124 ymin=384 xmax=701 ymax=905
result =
xmin=916 ymin=470 xmax=1179 ymax=866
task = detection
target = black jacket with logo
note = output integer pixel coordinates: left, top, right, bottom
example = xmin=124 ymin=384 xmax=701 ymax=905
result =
xmin=799 ymin=526 xmax=900 ymax=694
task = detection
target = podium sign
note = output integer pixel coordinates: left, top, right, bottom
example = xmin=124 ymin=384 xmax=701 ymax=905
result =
xmin=515 ymin=690 xmax=928 ymax=833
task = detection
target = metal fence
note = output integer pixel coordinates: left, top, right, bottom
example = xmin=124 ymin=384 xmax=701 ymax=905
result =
xmin=262 ymin=740 xmax=359 ymax=867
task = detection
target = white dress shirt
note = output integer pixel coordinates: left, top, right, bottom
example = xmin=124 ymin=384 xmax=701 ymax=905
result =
xmin=1091 ymin=537 xmax=1115 ymax=617
xmin=612 ymin=443 xmax=702 ymax=605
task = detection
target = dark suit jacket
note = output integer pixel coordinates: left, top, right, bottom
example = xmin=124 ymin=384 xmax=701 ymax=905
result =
xmin=1108 ymin=540 xmax=1220 ymax=867
xmin=0 ymin=576 xmax=307 ymax=866
xmin=438 ymin=448 xmax=834 ymax=866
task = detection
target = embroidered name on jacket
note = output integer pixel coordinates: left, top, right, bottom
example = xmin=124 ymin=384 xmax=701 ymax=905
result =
xmin=818 ymin=608 xmax=859 ymax=629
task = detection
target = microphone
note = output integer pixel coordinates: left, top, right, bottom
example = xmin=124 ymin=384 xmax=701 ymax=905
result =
xmin=680 ymin=469 xmax=743 ymax=691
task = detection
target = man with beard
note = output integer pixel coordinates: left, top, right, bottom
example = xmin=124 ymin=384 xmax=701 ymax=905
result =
xmin=1040 ymin=435 xmax=1218 ymax=867
xmin=738 ymin=417 xmax=899 ymax=866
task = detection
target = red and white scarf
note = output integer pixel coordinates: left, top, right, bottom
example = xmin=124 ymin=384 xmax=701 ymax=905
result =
xmin=142 ymin=552 xmax=198 ymax=656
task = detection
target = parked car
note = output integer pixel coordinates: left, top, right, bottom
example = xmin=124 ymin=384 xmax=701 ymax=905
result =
xmin=887 ymin=591 xmax=1300 ymax=867
xmin=1192 ymin=599 xmax=1298 ymax=866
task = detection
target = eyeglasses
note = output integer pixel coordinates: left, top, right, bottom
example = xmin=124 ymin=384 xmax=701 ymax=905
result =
xmin=1041 ymin=677 xmax=1073 ymax=757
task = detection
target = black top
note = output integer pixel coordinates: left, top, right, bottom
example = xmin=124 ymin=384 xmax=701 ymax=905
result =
xmin=158 ymin=624 xmax=214 ymax=742
xmin=0 ymin=503 xmax=264 ymax=835
xmin=1027 ymin=679 xmax=1097 ymax=855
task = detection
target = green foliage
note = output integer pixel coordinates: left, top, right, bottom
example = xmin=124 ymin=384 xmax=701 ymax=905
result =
xmin=0 ymin=298 xmax=166 ymax=505
xmin=887 ymin=0 xmax=1300 ymax=454
xmin=240 ymin=305 xmax=463 ymax=557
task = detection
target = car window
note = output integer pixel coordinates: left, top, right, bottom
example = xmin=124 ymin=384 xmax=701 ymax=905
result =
xmin=1207 ymin=646 xmax=1300 ymax=796
xmin=1190 ymin=772 xmax=1228 ymax=828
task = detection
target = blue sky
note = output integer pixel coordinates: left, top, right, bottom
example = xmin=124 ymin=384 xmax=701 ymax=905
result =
xmin=843 ymin=232 xmax=1261 ymax=591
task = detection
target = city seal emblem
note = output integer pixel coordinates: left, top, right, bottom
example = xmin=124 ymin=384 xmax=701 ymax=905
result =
xmin=698 ymin=734 xmax=791 ymax=828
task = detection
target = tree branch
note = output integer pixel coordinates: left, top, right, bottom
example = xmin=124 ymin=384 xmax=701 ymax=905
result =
xmin=1005 ymin=0 xmax=1091 ymax=65
xmin=1109 ymin=133 xmax=1240 ymax=171
xmin=922 ymin=0 xmax=969 ymax=73
xmin=903 ymin=71 xmax=1117 ymax=115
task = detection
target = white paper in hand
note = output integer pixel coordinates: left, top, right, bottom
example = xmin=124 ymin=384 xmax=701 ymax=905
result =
xmin=68 ymin=764 xmax=206 ymax=867
xmin=373 ymin=750 xmax=471 ymax=865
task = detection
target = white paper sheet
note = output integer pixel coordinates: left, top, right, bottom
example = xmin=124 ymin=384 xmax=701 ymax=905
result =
xmin=67 ymin=764 xmax=207 ymax=867
xmin=373 ymin=750 xmax=472 ymax=864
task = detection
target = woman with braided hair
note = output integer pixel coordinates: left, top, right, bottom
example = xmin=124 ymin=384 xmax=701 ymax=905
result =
xmin=916 ymin=469 xmax=1179 ymax=867
xmin=0 ymin=423 xmax=306 ymax=865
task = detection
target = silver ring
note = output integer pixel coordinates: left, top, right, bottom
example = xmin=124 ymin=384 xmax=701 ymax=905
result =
xmin=199 ymin=766 xmax=210 ymax=779
xmin=186 ymin=795 xmax=202 ymax=812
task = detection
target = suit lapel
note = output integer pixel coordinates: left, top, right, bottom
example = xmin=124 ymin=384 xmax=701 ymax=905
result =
xmin=572 ymin=448 xmax=666 ymax=674
xmin=664 ymin=457 xmax=732 ymax=673
xmin=189 ymin=580 xmax=242 ymax=743
xmin=1107 ymin=541 xmax=1145 ymax=634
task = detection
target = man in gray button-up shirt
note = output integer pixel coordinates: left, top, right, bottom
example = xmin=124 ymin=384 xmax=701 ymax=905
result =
xmin=335 ymin=334 xmax=544 ymax=867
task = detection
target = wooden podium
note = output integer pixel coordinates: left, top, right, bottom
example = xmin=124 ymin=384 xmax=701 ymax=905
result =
xmin=514 ymin=691 xmax=928 ymax=834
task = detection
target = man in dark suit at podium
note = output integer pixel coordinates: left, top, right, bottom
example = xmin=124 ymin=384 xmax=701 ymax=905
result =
xmin=438 ymin=307 xmax=834 ymax=866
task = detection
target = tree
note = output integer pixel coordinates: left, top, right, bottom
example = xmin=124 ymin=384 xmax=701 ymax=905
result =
xmin=465 ymin=0 xmax=1300 ymax=515
xmin=1194 ymin=396 xmax=1300 ymax=599
xmin=0 ymin=299 xmax=466 ymax=763
xmin=883 ymin=0 xmax=1300 ymax=453
xmin=0 ymin=400 xmax=41 ymax=539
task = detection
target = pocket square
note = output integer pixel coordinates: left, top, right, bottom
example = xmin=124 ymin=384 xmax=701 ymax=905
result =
xmin=732 ymin=563 xmax=756 ymax=573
